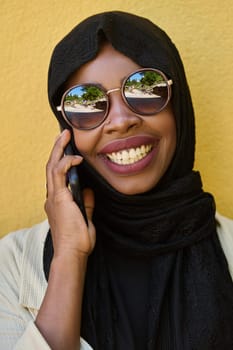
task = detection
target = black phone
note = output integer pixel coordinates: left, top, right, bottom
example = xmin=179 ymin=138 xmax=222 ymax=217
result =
xmin=64 ymin=137 xmax=88 ymax=225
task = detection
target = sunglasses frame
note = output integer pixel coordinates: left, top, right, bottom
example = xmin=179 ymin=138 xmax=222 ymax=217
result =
xmin=57 ymin=68 xmax=173 ymax=130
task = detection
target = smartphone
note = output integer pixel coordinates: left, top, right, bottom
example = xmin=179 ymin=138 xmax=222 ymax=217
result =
xmin=64 ymin=138 xmax=88 ymax=225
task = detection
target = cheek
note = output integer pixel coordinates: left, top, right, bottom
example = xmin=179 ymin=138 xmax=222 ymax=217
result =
xmin=152 ymin=111 xmax=176 ymax=146
xmin=72 ymin=129 xmax=100 ymax=157
xmin=154 ymin=113 xmax=177 ymax=165
xmin=165 ymin=120 xmax=177 ymax=159
xmin=167 ymin=120 xmax=177 ymax=150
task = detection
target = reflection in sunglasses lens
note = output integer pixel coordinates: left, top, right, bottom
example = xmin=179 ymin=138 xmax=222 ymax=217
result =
xmin=124 ymin=70 xmax=168 ymax=114
xmin=63 ymin=85 xmax=107 ymax=129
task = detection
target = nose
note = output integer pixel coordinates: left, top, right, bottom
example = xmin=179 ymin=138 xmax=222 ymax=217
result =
xmin=103 ymin=90 xmax=142 ymax=134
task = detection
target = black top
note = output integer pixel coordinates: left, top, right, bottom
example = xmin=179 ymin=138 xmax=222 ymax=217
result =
xmin=105 ymin=250 xmax=150 ymax=349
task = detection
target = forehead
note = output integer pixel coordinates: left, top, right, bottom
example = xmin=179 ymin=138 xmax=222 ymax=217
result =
xmin=66 ymin=43 xmax=141 ymax=89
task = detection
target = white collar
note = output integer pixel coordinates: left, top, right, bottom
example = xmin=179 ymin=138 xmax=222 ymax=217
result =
xmin=19 ymin=220 xmax=49 ymax=311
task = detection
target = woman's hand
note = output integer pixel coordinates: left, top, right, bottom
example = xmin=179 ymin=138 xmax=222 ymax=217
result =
xmin=45 ymin=129 xmax=96 ymax=259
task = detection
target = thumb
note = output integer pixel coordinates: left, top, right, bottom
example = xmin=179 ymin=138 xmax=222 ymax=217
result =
xmin=83 ymin=188 xmax=95 ymax=221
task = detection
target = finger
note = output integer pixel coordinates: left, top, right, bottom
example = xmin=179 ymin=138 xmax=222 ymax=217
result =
xmin=83 ymin=188 xmax=95 ymax=221
xmin=51 ymin=155 xmax=83 ymax=191
xmin=46 ymin=130 xmax=70 ymax=194
xmin=47 ymin=129 xmax=71 ymax=166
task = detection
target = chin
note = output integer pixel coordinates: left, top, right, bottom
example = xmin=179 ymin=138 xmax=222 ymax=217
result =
xmin=109 ymin=178 xmax=159 ymax=196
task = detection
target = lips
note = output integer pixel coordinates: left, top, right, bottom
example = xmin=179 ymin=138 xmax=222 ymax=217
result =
xmin=99 ymin=135 xmax=160 ymax=174
xmin=100 ymin=135 xmax=157 ymax=154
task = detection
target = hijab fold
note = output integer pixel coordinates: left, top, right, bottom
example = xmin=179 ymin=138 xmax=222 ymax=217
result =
xmin=45 ymin=11 xmax=233 ymax=349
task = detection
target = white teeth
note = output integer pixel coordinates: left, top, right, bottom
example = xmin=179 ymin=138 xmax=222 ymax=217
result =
xmin=106 ymin=144 xmax=153 ymax=165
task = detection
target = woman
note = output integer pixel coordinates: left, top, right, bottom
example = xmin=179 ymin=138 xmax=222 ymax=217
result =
xmin=0 ymin=11 xmax=233 ymax=350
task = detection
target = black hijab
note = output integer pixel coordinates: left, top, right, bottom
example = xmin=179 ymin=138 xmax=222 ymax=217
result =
xmin=45 ymin=11 xmax=233 ymax=349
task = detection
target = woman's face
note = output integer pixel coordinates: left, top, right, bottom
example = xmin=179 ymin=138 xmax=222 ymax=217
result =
xmin=67 ymin=43 xmax=176 ymax=195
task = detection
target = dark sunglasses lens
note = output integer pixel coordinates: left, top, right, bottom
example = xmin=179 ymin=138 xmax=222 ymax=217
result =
xmin=63 ymin=85 xmax=107 ymax=129
xmin=124 ymin=70 xmax=169 ymax=115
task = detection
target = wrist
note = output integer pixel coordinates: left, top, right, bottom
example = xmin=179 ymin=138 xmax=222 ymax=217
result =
xmin=51 ymin=251 xmax=88 ymax=276
xmin=53 ymin=245 xmax=90 ymax=261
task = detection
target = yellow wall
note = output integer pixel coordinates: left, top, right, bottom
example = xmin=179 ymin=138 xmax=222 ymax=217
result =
xmin=0 ymin=0 xmax=233 ymax=237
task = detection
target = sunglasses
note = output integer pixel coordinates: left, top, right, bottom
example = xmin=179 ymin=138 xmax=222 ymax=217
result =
xmin=57 ymin=68 xmax=173 ymax=130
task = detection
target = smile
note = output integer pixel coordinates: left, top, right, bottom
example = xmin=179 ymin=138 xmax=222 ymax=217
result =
xmin=106 ymin=144 xmax=153 ymax=165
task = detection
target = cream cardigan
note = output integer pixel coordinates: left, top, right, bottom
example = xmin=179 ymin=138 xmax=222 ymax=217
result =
xmin=0 ymin=212 xmax=232 ymax=349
